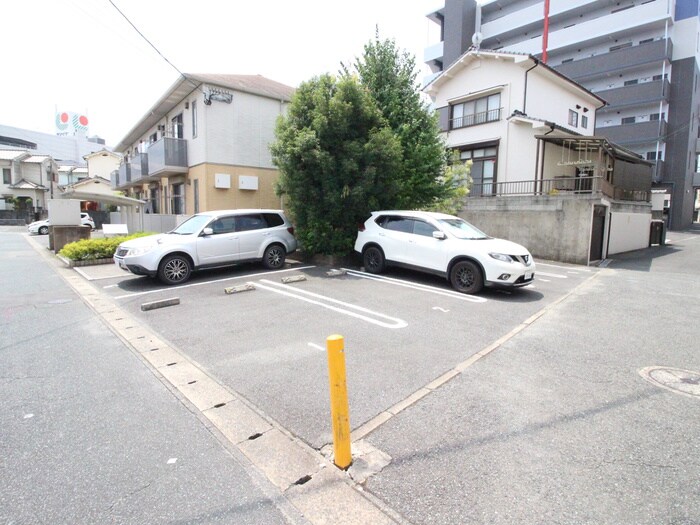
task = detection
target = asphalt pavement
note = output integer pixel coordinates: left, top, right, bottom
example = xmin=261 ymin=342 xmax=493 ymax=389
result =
xmin=3 ymin=225 xmax=700 ymax=524
xmin=0 ymin=229 xmax=308 ymax=525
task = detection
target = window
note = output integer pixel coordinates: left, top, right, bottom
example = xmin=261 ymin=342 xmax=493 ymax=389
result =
xmin=413 ymin=220 xmax=437 ymax=237
xmin=209 ymin=216 xmax=236 ymax=234
xmin=609 ymin=42 xmax=633 ymax=52
xmin=621 ymin=117 xmax=636 ymax=124
xmin=640 ymin=38 xmax=654 ymax=44
xmin=561 ymin=58 xmax=574 ymax=64
xmin=624 ymin=79 xmax=638 ymax=86
xmin=568 ymin=110 xmax=579 ymax=127
xmin=191 ymin=100 xmax=198 ymax=138
xmin=171 ymin=183 xmax=184 ymax=214
xmin=451 ymin=93 xmax=501 ymax=129
xmin=171 ymin=114 xmax=183 ymax=139
xmin=653 ymin=74 xmax=668 ymax=81
xmin=646 ymin=151 xmax=661 ymax=161
xmin=650 ymin=113 xmax=665 ymax=121
xmin=149 ymin=187 xmax=159 ymax=213
xmin=380 ymin=216 xmax=413 ymax=233
xmin=581 ymin=115 xmax=588 ymax=129
xmin=458 ymin=146 xmax=497 ymax=196
xmin=236 ymin=214 xmax=267 ymax=231
xmin=149 ymin=132 xmax=158 ymax=143
xmin=2 ymin=168 xmax=10 ymax=185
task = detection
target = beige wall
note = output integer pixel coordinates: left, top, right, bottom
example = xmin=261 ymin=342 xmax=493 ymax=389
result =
xmin=87 ymin=154 xmax=120 ymax=180
xmin=186 ymin=163 xmax=282 ymax=214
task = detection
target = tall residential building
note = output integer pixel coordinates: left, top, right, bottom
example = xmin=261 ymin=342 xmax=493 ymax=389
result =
xmin=426 ymin=0 xmax=700 ymax=230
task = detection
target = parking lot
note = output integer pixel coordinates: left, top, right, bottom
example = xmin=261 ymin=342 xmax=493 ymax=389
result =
xmin=71 ymin=252 xmax=597 ymax=449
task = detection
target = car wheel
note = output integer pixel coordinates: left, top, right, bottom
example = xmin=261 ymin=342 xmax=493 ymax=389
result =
xmin=38 ymin=226 xmax=49 ymax=235
xmin=363 ymin=246 xmax=385 ymax=274
xmin=450 ymin=260 xmax=483 ymax=294
xmin=263 ymin=244 xmax=286 ymax=270
xmin=158 ymin=254 xmax=192 ymax=285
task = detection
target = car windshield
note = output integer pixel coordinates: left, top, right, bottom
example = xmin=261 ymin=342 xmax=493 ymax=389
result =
xmin=437 ymin=218 xmax=489 ymax=240
xmin=168 ymin=214 xmax=211 ymax=235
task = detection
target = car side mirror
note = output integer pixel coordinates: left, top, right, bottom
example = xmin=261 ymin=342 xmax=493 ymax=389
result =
xmin=202 ymin=227 xmax=213 ymax=236
xmin=433 ymin=231 xmax=447 ymax=240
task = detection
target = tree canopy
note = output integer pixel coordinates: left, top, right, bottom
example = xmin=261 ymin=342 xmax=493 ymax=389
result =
xmin=271 ymin=74 xmax=402 ymax=255
xmin=272 ymin=35 xmax=465 ymax=256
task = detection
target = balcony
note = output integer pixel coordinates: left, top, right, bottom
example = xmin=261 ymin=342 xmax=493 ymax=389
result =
xmin=451 ymin=108 xmax=502 ymax=130
xmin=424 ymin=41 xmax=444 ymax=72
xmin=147 ymin=137 xmax=188 ymax=177
xmin=652 ymin=160 xmax=666 ymax=183
xmin=554 ymin=39 xmax=672 ymax=83
xmin=468 ymin=175 xmax=650 ymax=203
xmin=596 ymin=79 xmax=670 ymax=112
xmin=596 ymin=120 xmax=667 ymax=147
xmin=113 ymin=153 xmax=149 ymax=189
xmin=492 ymin=1 xmax=672 ymax=57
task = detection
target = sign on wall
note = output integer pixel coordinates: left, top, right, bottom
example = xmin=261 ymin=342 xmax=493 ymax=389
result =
xmin=55 ymin=111 xmax=89 ymax=136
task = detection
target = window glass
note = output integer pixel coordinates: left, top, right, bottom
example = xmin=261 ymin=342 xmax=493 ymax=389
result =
xmin=2 ymin=168 xmax=10 ymax=184
xmin=382 ymin=216 xmax=413 ymax=233
xmin=438 ymin=218 xmax=488 ymax=240
xmin=262 ymin=213 xmax=284 ymax=227
xmin=581 ymin=115 xmax=588 ymax=129
xmin=569 ymin=110 xmax=579 ymax=127
xmin=170 ymin=214 xmax=209 ymax=234
xmin=236 ymin=214 xmax=267 ymax=231
xmin=460 ymin=151 xmax=472 ymax=160
xmin=192 ymin=100 xmax=198 ymax=138
xmin=209 ymin=216 xmax=237 ymax=234
xmin=413 ymin=220 xmax=437 ymax=237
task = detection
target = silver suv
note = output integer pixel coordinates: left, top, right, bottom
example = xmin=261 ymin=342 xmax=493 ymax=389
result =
xmin=114 ymin=209 xmax=297 ymax=285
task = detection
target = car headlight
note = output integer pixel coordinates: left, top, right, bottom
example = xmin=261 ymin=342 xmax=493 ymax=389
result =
xmin=489 ymin=252 xmax=514 ymax=263
xmin=127 ymin=245 xmax=156 ymax=257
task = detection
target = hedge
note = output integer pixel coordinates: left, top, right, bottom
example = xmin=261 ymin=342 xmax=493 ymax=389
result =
xmin=59 ymin=232 xmax=155 ymax=261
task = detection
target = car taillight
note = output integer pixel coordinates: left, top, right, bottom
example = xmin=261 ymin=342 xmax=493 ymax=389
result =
xmin=358 ymin=223 xmax=366 ymax=232
xmin=287 ymin=226 xmax=295 ymax=235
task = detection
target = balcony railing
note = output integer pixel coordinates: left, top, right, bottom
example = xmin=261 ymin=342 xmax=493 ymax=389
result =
xmin=467 ymin=175 xmax=650 ymax=202
xmin=596 ymin=79 xmax=670 ymax=112
xmin=451 ymin=108 xmax=502 ymax=130
xmin=147 ymin=137 xmax=188 ymax=177
xmin=596 ymin=120 xmax=667 ymax=147
xmin=113 ymin=153 xmax=149 ymax=188
xmin=554 ymin=39 xmax=672 ymax=82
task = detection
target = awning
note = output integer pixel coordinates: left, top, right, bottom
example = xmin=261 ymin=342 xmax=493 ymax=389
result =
xmin=57 ymin=188 xmax=146 ymax=207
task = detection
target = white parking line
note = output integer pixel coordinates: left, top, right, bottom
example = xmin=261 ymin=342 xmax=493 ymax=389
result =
xmin=113 ymin=265 xmax=316 ymax=299
xmin=256 ymin=279 xmax=407 ymax=329
xmin=538 ymin=278 xmax=551 ymax=282
xmin=308 ymin=342 xmax=324 ymax=351
xmin=536 ymin=262 xmax=592 ymax=272
xmin=341 ymin=269 xmax=487 ymax=303
xmin=536 ymin=271 xmax=568 ymax=279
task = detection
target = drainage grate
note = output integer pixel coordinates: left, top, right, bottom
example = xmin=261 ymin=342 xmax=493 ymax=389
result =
xmin=639 ymin=367 xmax=700 ymax=399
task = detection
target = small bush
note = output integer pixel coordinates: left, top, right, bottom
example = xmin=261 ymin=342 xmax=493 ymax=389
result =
xmin=59 ymin=232 xmax=155 ymax=261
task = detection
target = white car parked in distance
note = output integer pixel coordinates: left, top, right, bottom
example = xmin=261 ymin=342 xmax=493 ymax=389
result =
xmin=354 ymin=210 xmax=535 ymax=294
xmin=113 ymin=209 xmax=297 ymax=285
xmin=28 ymin=212 xmax=95 ymax=235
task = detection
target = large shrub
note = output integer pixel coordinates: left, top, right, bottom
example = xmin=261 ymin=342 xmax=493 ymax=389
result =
xmin=59 ymin=232 xmax=154 ymax=261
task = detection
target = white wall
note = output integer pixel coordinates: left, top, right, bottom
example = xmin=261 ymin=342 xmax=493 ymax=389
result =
xmin=608 ymin=211 xmax=651 ymax=254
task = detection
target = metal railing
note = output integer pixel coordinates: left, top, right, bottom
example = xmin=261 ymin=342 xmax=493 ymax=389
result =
xmin=468 ymin=175 xmax=650 ymax=202
xmin=451 ymin=108 xmax=502 ymax=129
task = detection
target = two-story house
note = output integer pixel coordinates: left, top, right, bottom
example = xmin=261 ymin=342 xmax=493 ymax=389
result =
xmin=425 ymin=49 xmax=654 ymax=264
xmin=0 ymin=150 xmax=57 ymax=219
xmin=112 ymin=73 xmax=294 ymax=225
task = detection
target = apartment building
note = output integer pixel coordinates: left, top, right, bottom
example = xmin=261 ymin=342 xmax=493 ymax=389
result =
xmin=112 ymin=74 xmax=293 ymax=217
xmin=426 ymin=0 xmax=700 ymax=230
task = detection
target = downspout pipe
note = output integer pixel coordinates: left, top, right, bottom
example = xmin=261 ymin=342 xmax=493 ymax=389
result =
xmin=523 ymin=58 xmax=540 ymax=115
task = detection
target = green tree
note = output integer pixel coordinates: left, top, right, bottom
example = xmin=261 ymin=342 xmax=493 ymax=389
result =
xmin=271 ymin=74 xmax=402 ymax=255
xmin=350 ymin=34 xmax=453 ymax=209
xmin=426 ymin=151 xmax=472 ymax=215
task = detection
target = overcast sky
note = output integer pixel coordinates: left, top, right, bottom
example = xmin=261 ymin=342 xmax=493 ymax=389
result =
xmin=1 ymin=0 xmax=442 ymax=147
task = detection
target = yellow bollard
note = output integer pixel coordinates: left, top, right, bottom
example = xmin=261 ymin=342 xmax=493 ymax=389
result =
xmin=326 ymin=334 xmax=352 ymax=469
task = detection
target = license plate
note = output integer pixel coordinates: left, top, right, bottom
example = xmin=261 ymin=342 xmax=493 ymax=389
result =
xmin=525 ymin=272 xmax=533 ymax=280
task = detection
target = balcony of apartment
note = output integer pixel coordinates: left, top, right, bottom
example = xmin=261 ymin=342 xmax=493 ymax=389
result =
xmin=467 ymin=175 xmax=650 ymax=203
xmin=147 ymin=137 xmax=188 ymax=178
xmin=424 ymin=40 xmax=444 ymax=74
xmin=491 ymin=1 xmax=672 ymax=57
xmin=113 ymin=153 xmax=149 ymax=189
xmin=596 ymin=79 xmax=670 ymax=112
xmin=555 ymin=40 xmax=672 ymax=83
xmin=596 ymin=120 xmax=667 ymax=147
xmin=651 ymin=160 xmax=665 ymax=183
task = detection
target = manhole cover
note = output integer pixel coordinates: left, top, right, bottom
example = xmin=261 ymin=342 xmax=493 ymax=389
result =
xmin=639 ymin=367 xmax=700 ymax=399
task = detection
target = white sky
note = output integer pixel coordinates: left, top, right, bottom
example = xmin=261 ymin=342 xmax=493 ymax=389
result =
xmin=1 ymin=0 xmax=443 ymax=147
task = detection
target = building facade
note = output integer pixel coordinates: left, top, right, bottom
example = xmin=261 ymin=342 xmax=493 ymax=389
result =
xmin=111 ymin=74 xmax=293 ymax=217
xmin=0 ymin=123 xmax=107 ymax=165
xmin=425 ymin=49 xmax=653 ymax=264
xmin=0 ymin=150 xmax=57 ymax=215
xmin=426 ymin=0 xmax=700 ymax=230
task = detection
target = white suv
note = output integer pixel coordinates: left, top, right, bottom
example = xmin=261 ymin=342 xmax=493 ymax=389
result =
xmin=354 ymin=210 xmax=535 ymax=294
xmin=114 ymin=209 xmax=297 ymax=285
